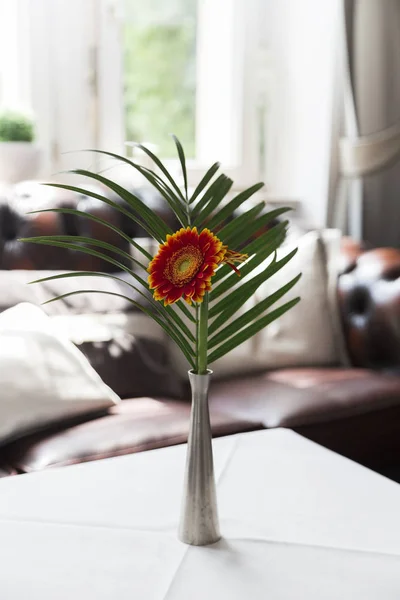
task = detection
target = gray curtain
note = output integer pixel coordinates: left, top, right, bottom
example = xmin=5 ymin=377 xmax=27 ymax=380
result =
xmin=334 ymin=0 xmax=400 ymax=247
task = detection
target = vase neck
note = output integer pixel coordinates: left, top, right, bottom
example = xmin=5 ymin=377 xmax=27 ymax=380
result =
xmin=188 ymin=370 xmax=212 ymax=398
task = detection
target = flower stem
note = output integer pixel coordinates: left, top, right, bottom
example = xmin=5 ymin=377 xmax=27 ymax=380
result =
xmin=197 ymin=293 xmax=209 ymax=374
xmin=195 ymin=304 xmax=199 ymax=373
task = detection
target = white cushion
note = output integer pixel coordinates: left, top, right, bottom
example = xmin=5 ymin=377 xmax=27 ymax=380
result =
xmin=50 ymin=312 xmax=165 ymax=345
xmin=0 ymin=303 xmax=119 ymax=445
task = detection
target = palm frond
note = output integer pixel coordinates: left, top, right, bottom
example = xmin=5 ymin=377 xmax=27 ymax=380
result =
xmin=209 ymin=248 xmax=298 ymax=322
xmin=202 ymin=182 xmax=264 ymax=232
xmin=189 ymin=162 xmax=220 ymax=204
xmin=171 ymin=134 xmax=188 ymax=202
xmin=43 ymin=289 xmax=195 ymax=368
xmin=219 ymin=207 xmax=291 ymax=250
xmin=208 ymin=274 xmax=301 ymax=349
xmin=210 ymin=221 xmax=289 ymax=300
xmin=22 ymin=138 xmax=300 ymax=372
xmin=208 ymin=297 xmax=300 ymax=364
xmin=21 ymin=238 xmax=196 ymax=341
xmin=83 ymin=149 xmax=188 ymax=225
xmin=126 ymin=142 xmax=186 ymax=203
xmin=68 ymin=170 xmax=174 ymax=240
xmin=191 ymin=175 xmax=233 ymax=221
xmin=217 ymin=202 xmax=265 ymax=244
xmin=42 ymin=182 xmax=164 ymax=242
xmin=30 ymin=270 xmax=195 ymax=345
xmin=23 ymin=234 xmax=144 ymax=272
xmin=27 ymin=206 xmax=153 ymax=261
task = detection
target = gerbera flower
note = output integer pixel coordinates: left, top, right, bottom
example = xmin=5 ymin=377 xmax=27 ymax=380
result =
xmin=147 ymin=226 xmax=247 ymax=305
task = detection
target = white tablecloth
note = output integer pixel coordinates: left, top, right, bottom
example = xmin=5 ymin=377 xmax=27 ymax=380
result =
xmin=0 ymin=429 xmax=399 ymax=599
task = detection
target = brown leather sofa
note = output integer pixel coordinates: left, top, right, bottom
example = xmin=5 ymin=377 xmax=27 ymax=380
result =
xmin=1 ymin=182 xmax=400 ymax=480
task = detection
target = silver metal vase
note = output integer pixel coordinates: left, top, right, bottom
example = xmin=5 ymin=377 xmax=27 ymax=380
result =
xmin=178 ymin=370 xmax=221 ymax=546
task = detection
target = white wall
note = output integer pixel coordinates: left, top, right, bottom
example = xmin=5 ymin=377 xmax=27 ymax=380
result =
xmin=262 ymin=0 xmax=340 ymax=226
xmin=0 ymin=0 xmax=340 ymax=220
xmin=0 ymin=0 xmax=31 ymax=110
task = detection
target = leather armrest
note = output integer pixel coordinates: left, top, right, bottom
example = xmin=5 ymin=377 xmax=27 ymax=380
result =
xmin=0 ymin=460 xmax=16 ymax=477
xmin=338 ymin=245 xmax=400 ymax=369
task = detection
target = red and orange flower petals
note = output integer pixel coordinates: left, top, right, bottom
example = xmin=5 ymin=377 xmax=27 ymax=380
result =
xmin=147 ymin=226 xmax=248 ymax=305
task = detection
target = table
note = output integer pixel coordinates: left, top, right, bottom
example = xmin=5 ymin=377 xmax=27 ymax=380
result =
xmin=0 ymin=429 xmax=399 ymax=599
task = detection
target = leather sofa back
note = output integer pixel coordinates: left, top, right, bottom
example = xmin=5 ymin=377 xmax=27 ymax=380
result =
xmin=338 ymin=241 xmax=400 ymax=369
xmin=0 ymin=181 xmax=179 ymax=271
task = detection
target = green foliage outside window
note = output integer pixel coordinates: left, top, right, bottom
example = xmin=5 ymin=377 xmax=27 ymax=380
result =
xmin=123 ymin=0 xmax=197 ymax=158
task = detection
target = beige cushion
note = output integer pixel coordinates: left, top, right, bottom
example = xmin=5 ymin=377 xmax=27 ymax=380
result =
xmin=319 ymin=229 xmax=350 ymax=366
xmin=254 ymin=229 xmax=341 ymax=369
xmin=0 ymin=303 xmax=119 ymax=445
xmin=169 ymin=229 xmax=344 ymax=378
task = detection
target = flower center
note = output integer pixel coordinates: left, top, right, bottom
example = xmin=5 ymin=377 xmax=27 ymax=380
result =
xmin=178 ymin=259 xmax=192 ymax=273
xmin=164 ymin=245 xmax=204 ymax=287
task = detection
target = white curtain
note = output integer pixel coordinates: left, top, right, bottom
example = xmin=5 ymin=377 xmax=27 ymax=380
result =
xmin=333 ymin=0 xmax=400 ymax=247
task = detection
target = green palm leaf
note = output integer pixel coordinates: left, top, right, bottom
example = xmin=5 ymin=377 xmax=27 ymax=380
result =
xmin=127 ymin=142 xmax=186 ymax=203
xmin=42 ymin=289 xmax=195 ymax=368
xmin=27 ymin=206 xmax=152 ymax=261
xmin=68 ymin=170 xmax=174 ymax=240
xmin=209 ymin=248 xmax=298 ymax=329
xmin=20 ymin=237 xmax=143 ymax=281
xmin=192 ymin=175 xmax=233 ymax=223
xmin=29 ymin=270 xmax=195 ymax=346
xmin=210 ymin=221 xmax=289 ymax=300
xmin=171 ymin=134 xmax=188 ymax=202
xmin=208 ymin=297 xmax=300 ymax=364
xmin=201 ymin=182 xmax=265 ymax=232
xmin=23 ymin=234 xmax=144 ymax=272
xmin=217 ymin=202 xmax=265 ymax=243
xmin=84 ymin=148 xmax=187 ymax=224
xmin=21 ymin=238 xmax=196 ymax=342
xmin=209 ymin=274 xmax=301 ymax=349
xmin=189 ymin=162 xmax=220 ymax=204
xmin=22 ymin=138 xmax=300 ymax=376
xmin=42 ymin=182 xmax=164 ymax=242
xmin=219 ymin=207 xmax=291 ymax=250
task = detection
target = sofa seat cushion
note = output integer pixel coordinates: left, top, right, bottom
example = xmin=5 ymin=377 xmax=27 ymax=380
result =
xmin=210 ymin=368 xmax=400 ymax=427
xmin=210 ymin=368 xmax=400 ymax=468
xmin=3 ymin=398 xmax=262 ymax=473
xmin=0 ymin=463 xmax=16 ymax=478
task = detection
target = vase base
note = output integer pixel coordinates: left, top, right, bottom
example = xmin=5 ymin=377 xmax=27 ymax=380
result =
xmin=178 ymin=532 xmax=222 ymax=547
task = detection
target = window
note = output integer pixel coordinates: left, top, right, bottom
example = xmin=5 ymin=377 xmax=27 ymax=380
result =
xmin=97 ymin=0 xmax=265 ymax=188
xmin=25 ymin=0 xmax=270 ymax=189
xmin=11 ymin=0 xmax=337 ymax=223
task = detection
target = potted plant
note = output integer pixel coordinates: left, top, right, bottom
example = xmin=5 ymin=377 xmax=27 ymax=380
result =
xmin=0 ymin=110 xmax=41 ymax=183
xmin=21 ymin=137 xmax=300 ymax=546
